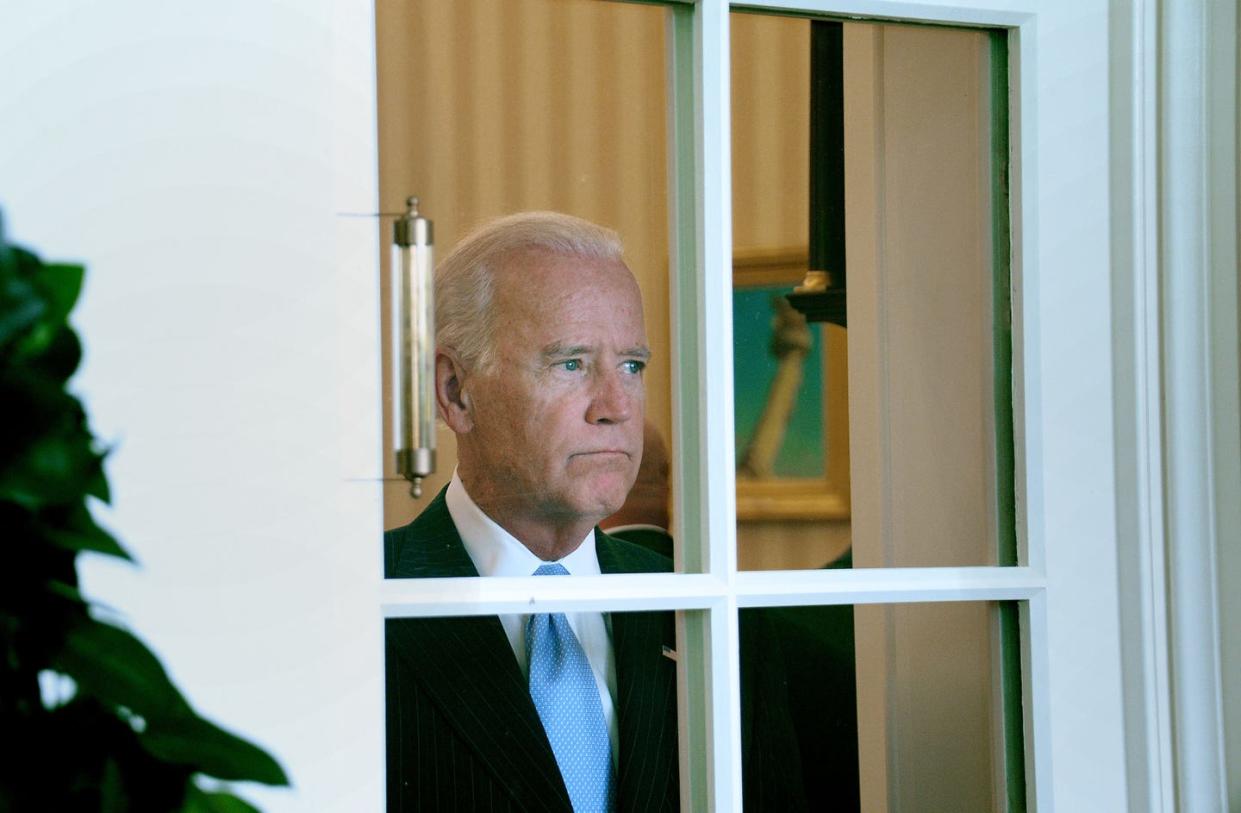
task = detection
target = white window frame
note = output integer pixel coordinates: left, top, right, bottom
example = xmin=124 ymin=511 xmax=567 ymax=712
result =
xmin=377 ymin=0 xmax=1167 ymax=809
xmin=18 ymin=0 xmax=1233 ymax=808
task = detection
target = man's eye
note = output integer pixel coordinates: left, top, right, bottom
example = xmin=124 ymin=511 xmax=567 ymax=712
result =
xmin=621 ymin=360 xmax=646 ymax=374
xmin=559 ymin=359 xmax=583 ymax=372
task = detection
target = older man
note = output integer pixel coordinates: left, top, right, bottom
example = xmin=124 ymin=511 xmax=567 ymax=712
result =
xmin=384 ymin=213 xmax=809 ymax=812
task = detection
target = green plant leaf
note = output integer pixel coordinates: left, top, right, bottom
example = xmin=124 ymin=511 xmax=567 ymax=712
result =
xmin=0 ymin=428 xmax=107 ymax=509
xmin=86 ymin=450 xmax=112 ymax=503
xmin=182 ymin=784 xmax=263 ymax=813
xmin=0 ymin=241 xmax=48 ymax=352
xmin=42 ymin=504 xmax=132 ymax=561
xmin=42 ymin=577 xmax=90 ymax=606
xmin=0 ymin=278 xmax=44 ymax=350
xmin=44 ymin=524 xmax=130 ymax=559
xmin=142 ymin=715 xmax=290 ymax=786
xmin=0 ymin=366 xmax=78 ymax=437
xmin=7 ymin=256 xmax=84 ymax=362
xmin=38 ymin=262 xmax=85 ymax=325
xmin=2 ymin=499 xmax=131 ymax=561
xmin=100 ymin=757 xmax=129 ymax=813
xmin=23 ymin=324 xmax=83 ymax=382
xmin=0 ymin=369 xmax=102 ymax=508
xmin=51 ymin=618 xmax=288 ymax=786
xmin=51 ymin=617 xmax=192 ymax=721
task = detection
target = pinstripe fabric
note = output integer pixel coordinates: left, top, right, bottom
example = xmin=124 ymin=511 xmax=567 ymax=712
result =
xmin=738 ymin=611 xmax=813 ymax=812
xmin=596 ymin=540 xmax=678 ymax=813
xmin=385 ymin=489 xmax=678 ymax=812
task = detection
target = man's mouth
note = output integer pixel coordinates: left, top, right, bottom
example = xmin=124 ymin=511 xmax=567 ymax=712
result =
xmin=572 ymin=450 xmax=631 ymax=459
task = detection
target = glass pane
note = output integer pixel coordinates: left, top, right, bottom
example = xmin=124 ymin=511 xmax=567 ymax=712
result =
xmin=385 ymin=610 xmax=681 ymax=808
xmin=731 ymin=12 xmax=1013 ymax=570
xmin=738 ymin=600 xmax=1025 ymax=811
xmin=377 ymin=0 xmax=680 ymax=564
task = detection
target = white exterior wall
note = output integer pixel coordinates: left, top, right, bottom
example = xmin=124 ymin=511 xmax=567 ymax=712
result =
xmin=0 ymin=3 xmax=383 ymax=809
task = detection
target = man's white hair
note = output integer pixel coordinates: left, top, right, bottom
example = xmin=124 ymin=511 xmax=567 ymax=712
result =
xmin=435 ymin=211 xmax=625 ymax=371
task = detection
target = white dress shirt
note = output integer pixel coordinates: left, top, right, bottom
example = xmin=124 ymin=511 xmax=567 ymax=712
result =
xmin=445 ymin=471 xmax=619 ymax=763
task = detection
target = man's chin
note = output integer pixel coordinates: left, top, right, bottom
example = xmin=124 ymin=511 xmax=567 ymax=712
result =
xmin=568 ymin=479 xmax=633 ymax=521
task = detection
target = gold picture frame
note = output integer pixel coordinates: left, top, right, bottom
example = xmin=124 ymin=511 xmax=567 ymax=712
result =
xmin=733 ymin=247 xmax=850 ymax=521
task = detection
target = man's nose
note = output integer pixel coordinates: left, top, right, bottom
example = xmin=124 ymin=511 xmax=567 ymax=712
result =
xmin=585 ymin=369 xmax=635 ymax=425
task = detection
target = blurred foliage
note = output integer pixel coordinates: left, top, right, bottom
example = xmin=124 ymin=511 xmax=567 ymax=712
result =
xmin=0 ymin=212 xmax=287 ymax=811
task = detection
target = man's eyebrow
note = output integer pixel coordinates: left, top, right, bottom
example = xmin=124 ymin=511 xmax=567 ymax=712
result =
xmin=539 ymin=342 xmax=651 ymax=360
xmin=541 ymin=342 xmax=592 ymax=358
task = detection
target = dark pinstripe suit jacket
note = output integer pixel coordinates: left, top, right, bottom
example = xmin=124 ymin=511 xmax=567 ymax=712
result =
xmin=384 ymin=491 xmax=679 ymax=812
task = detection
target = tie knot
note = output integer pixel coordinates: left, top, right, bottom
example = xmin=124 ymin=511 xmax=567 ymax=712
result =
xmin=533 ymin=563 xmax=570 ymax=577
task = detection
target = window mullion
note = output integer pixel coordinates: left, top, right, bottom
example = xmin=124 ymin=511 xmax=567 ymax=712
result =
xmin=379 ymin=573 xmax=724 ymax=617
xmin=669 ymin=0 xmax=742 ymax=810
xmin=735 ymin=565 xmax=1045 ymax=607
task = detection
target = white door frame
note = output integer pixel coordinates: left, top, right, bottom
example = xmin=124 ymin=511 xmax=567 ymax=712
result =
xmin=1111 ymin=0 xmax=1241 ymax=810
xmin=372 ymin=0 xmax=1240 ymax=809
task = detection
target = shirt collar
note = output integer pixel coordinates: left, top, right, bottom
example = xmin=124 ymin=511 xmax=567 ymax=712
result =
xmin=445 ymin=470 xmax=601 ymax=578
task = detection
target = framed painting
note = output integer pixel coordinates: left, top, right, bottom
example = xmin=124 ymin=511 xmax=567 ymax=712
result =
xmin=733 ymin=246 xmax=850 ymax=520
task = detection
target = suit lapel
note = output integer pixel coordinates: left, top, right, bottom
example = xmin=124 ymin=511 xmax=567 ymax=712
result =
xmin=387 ymin=617 xmax=571 ymax=811
xmin=386 ymin=493 xmax=572 ymax=811
xmin=385 ymin=489 xmax=479 ymax=579
xmin=598 ymin=533 xmax=679 ymax=811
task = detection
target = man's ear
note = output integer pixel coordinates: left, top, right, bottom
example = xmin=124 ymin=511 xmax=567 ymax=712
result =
xmin=436 ymin=350 xmax=474 ymax=434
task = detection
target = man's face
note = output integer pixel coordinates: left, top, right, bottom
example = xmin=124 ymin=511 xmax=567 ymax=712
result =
xmin=457 ymin=248 xmax=649 ymax=530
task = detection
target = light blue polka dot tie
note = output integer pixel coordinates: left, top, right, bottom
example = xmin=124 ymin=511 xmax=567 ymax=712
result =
xmin=526 ymin=563 xmax=615 ymax=813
